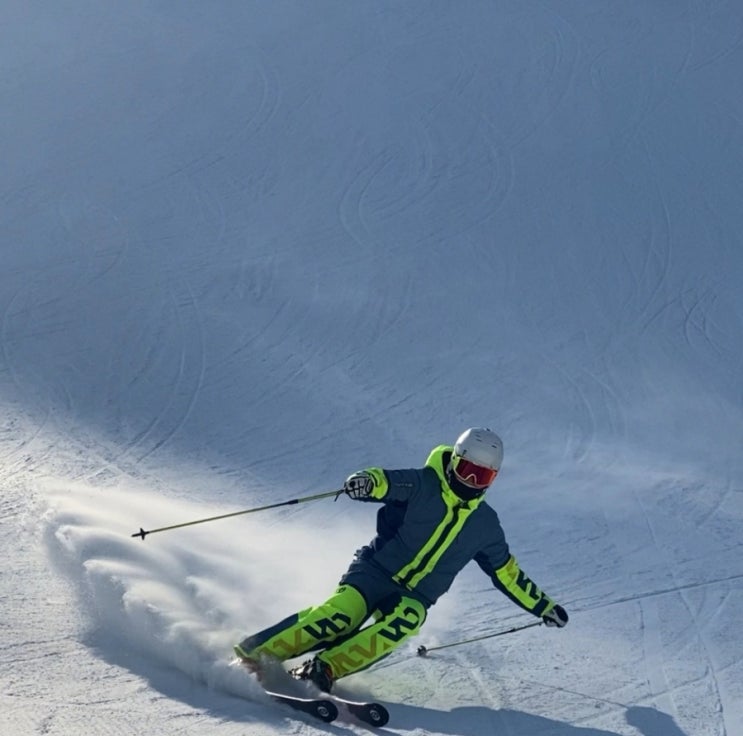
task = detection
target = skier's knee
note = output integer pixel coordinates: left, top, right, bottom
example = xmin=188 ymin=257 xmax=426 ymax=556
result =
xmin=378 ymin=596 xmax=427 ymax=641
xmin=235 ymin=585 xmax=368 ymax=661
xmin=321 ymin=595 xmax=427 ymax=678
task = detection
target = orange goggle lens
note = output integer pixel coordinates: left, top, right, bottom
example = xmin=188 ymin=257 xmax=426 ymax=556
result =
xmin=452 ymin=456 xmax=498 ymax=489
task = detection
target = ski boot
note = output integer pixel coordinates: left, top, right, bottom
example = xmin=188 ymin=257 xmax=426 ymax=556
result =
xmin=234 ymin=645 xmax=266 ymax=678
xmin=289 ymin=657 xmax=335 ymax=693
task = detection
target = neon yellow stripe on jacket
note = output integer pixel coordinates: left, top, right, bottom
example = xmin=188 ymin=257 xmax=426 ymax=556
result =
xmin=494 ymin=555 xmax=553 ymax=614
xmin=393 ymin=494 xmax=476 ymax=590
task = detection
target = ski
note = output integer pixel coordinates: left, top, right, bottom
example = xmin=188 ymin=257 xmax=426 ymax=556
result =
xmin=264 ymin=689 xmax=339 ymax=723
xmin=330 ymin=694 xmax=389 ymax=727
xmin=233 ymin=656 xmax=388 ymax=726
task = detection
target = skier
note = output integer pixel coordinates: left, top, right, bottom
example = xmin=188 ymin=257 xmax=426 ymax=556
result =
xmin=235 ymin=427 xmax=568 ymax=692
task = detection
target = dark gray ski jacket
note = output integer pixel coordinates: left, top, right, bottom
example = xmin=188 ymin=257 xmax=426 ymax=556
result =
xmin=354 ymin=444 xmax=556 ymax=616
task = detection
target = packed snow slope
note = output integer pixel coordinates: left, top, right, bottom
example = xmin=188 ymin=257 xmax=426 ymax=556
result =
xmin=2 ymin=2 xmax=743 ymax=735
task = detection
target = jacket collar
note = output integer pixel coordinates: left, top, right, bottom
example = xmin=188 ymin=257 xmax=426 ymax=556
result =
xmin=425 ymin=445 xmax=483 ymax=509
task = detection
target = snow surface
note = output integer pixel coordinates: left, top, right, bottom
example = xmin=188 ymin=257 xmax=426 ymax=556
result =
xmin=2 ymin=2 xmax=743 ymax=734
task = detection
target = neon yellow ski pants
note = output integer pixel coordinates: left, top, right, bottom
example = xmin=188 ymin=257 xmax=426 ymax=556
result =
xmin=235 ymin=584 xmax=427 ymax=679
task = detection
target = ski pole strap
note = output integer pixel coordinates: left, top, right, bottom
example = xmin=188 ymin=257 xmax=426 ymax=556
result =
xmin=132 ymin=489 xmax=342 ymax=540
xmin=416 ymin=620 xmax=543 ymax=656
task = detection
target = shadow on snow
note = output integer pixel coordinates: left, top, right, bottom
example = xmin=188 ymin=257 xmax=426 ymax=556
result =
xmin=84 ymin=625 xmax=689 ymax=736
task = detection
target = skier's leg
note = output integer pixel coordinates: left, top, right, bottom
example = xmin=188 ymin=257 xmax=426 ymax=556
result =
xmin=234 ymin=584 xmax=368 ymax=662
xmin=316 ymin=594 xmax=427 ymax=679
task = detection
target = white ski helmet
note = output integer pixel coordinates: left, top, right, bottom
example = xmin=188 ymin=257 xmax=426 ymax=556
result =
xmin=450 ymin=427 xmax=503 ymax=489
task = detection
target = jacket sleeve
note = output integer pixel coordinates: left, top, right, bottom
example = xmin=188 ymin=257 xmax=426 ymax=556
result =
xmin=486 ymin=555 xmax=555 ymax=617
xmin=359 ymin=467 xmax=422 ymax=503
xmin=474 ymin=508 xmax=555 ymax=617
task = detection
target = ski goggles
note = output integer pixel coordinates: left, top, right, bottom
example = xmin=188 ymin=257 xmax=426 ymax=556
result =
xmin=451 ymin=455 xmax=498 ymax=489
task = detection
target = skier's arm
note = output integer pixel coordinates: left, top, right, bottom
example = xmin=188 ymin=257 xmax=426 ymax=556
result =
xmin=343 ymin=467 xmax=421 ymax=503
xmin=475 ymin=529 xmax=568 ymax=624
xmin=473 ymin=507 xmax=567 ymax=623
xmin=481 ymin=553 xmax=555 ymax=617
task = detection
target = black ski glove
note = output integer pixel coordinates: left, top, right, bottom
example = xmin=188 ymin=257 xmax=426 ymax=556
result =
xmin=543 ymin=604 xmax=569 ymax=628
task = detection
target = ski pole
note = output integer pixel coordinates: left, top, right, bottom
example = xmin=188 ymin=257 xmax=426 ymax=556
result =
xmin=131 ymin=489 xmax=343 ymax=540
xmin=416 ymin=620 xmax=543 ymax=656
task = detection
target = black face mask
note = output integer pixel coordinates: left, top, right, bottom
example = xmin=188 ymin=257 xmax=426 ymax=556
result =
xmin=445 ymin=464 xmax=486 ymax=502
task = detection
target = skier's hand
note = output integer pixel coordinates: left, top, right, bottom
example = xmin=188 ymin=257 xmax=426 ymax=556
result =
xmin=344 ymin=471 xmax=376 ymax=500
xmin=543 ymin=604 xmax=569 ymax=628
xmin=343 ymin=468 xmax=388 ymax=500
